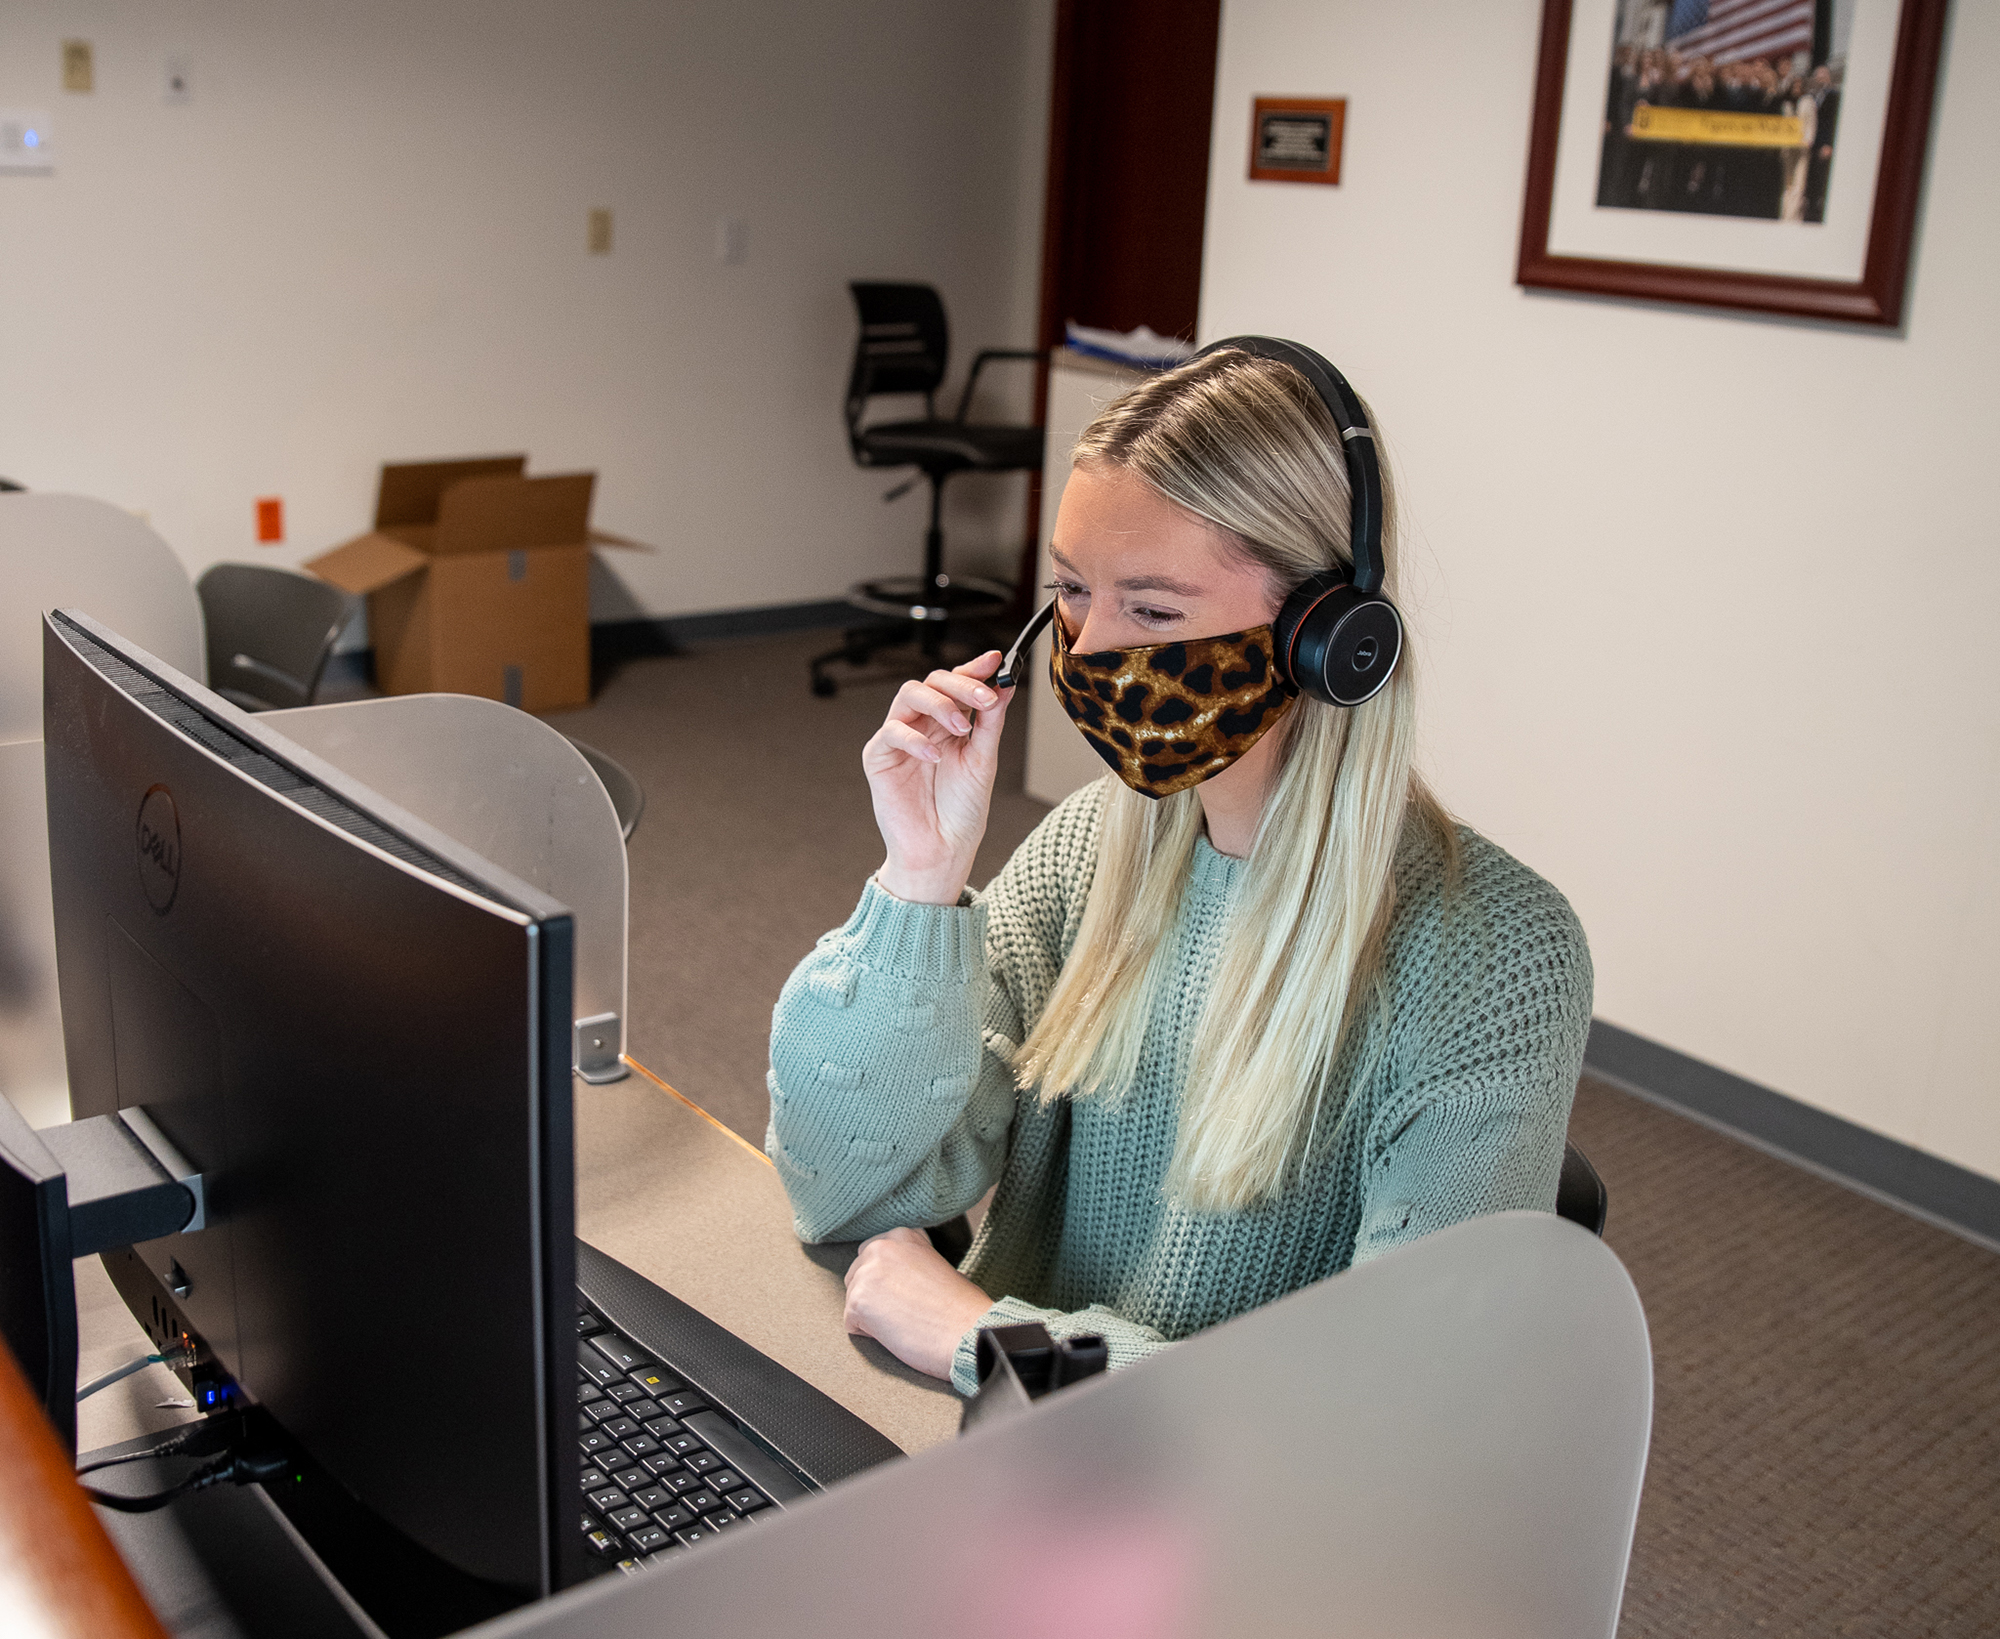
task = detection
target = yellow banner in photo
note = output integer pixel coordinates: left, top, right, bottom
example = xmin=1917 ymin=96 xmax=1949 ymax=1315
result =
xmin=1627 ymin=104 xmax=1805 ymax=147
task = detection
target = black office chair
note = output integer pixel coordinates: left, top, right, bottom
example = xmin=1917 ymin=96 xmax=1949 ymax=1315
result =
xmin=811 ymin=282 xmax=1045 ymax=696
xmin=1556 ymin=1140 xmax=1608 ymax=1236
xmin=196 ymin=562 xmax=353 ymax=712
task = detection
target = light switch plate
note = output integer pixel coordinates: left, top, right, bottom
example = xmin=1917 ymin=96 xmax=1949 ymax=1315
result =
xmin=0 ymin=112 xmax=53 ymax=174
xmin=587 ymin=207 xmax=612 ymax=255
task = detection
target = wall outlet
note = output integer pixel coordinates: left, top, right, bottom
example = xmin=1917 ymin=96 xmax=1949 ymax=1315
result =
xmin=0 ymin=112 xmax=53 ymax=174
xmin=587 ymin=207 xmax=613 ymax=255
xmin=716 ymin=217 xmax=748 ymax=265
xmin=62 ymin=40 xmax=93 ymax=94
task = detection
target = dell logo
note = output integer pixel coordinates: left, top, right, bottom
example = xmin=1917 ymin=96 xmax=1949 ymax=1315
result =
xmin=136 ymin=785 xmax=181 ymax=914
xmin=1352 ymin=635 xmax=1380 ymax=671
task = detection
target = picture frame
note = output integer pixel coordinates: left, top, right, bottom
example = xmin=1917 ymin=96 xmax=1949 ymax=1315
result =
xmin=1248 ymin=98 xmax=1346 ymax=186
xmin=1516 ymin=0 xmax=1947 ymax=326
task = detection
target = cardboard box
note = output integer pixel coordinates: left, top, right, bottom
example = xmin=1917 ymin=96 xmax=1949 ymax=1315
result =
xmin=307 ymin=456 xmax=619 ymax=713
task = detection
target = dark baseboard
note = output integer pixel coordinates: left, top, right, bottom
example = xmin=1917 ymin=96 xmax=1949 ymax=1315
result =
xmin=324 ymin=601 xmax=867 ymax=692
xmin=1584 ymin=1019 xmax=2000 ymax=1254
xmin=592 ymin=599 xmax=862 ymax=663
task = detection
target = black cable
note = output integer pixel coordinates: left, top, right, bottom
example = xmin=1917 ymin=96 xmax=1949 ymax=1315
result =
xmin=74 ymin=1421 xmax=207 ymax=1479
xmin=84 ymin=1452 xmax=240 ymax=1514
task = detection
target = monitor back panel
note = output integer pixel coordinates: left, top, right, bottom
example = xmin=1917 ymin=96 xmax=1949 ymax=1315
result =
xmin=43 ymin=615 xmax=575 ymax=1594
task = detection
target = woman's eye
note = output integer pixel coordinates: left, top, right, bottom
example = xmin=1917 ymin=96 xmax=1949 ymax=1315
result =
xmin=1132 ymin=606 xmax=1182 ymax=626
xmin=1045 ymin=579 xmax=1086 ymax=601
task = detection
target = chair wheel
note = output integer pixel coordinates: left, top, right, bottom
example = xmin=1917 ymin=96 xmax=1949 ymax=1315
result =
xmin=811 ymin=675 xmax=837 ymax=698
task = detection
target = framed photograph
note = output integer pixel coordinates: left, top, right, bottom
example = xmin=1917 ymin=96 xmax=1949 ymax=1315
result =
xmin=1516 ymin=0 xmax=1946 ymax=325
xmin=1249 ymin=98 xmax=1346 ymax=185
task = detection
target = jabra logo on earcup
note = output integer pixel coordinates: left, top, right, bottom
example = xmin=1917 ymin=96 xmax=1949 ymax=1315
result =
xmin=1352 ymin=636 xmax=1380 ymax=671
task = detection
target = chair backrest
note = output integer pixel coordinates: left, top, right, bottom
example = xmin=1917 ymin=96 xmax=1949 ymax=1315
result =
xmin=196 ymin=563 xmax=352 ymax=712
xmin=1557 ymin=1140 xmax=1609 ymax=1237
xmin=565 ymin=737 xmax=645 ymax=843
xmin=845 ymin=283 xmax=949 ymax=446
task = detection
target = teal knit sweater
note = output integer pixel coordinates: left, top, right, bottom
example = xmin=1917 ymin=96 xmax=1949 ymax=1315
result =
xmin=766 ymin=779 xmax=1593 ymax=1396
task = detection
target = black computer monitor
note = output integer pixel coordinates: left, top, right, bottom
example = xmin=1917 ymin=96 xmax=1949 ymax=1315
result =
xmin=40 ymin=608 xmax=582 ymax=1600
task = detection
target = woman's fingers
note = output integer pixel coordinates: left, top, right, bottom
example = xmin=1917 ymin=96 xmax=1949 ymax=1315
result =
xmin=891 ymin=678 xmax=975 ymax=740
xmin=870 ymin=719 xmax=941 ymax=766
xmin=924 ymin=664 xmax=1001 ymax=716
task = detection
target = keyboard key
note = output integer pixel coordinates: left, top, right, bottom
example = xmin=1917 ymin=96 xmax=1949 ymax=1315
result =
xmin=706 ymin=1470 xmax=743 ymax=1495
xmin=611 ymin=1466 xmax=651 ymax=1491
xmin=659 ymin=1392 xmax=709 ymax=1418
xmin=628 ymin=1367 xmax=683 ymax=1398
xmin=615 ymin=1558 xmax=645 ymax=1577
xmin=626 ymin=1524 xmax=671 ymax=1554
xmin=579 ymin=1468 xmax=601 ymax=1491
xmin=661 ymin=1470 xmax=700 ymax=1495
xmin=585 ymin=1400 xmax=626 ymax=1425
xmin=621 ymin=1434 xmax=661 ymax=1459
xmin=726 ymin=1488 xmax=768 ymax=1513
xmin=577 ymin=1377 xmax=605 ymax=1402
xmin=607 ymin=1506 xmax=650 ymax=1533
xmin=599 ymin=1416 xmax=640 ymax=1442
xmin=655 ymin=1503 xmax=697 ymax=1531
xmin=578 ymin=1411 xmax=595 ymax=1433
xmin=576 ymin=1311 xmax=604 ymax=1336
xmin=673 ymin=1526 xmax=712 ymax=1548
xmin=594 ymin=1452 xmax=633 ymax=1476
xmin=605 ymin=1381 xmax=645 ymax=1404
xmin=704 ymin=1511 xmax=744 ymax=1533
xmin=587 ymin=1487 xmax=629 ymax=1513
xmin=625 ymin=1399 xmax=663 ymax=1422
xmin=577 ymin=1344 xmax=622 ymax=1389
xmin=587 ymin=1333 xmax=656 ymax=1373
xmin=684 ymin=1450 xmax=721 ymax=1476
xmin=585 ymin=1528 xmax=619 ymax=1558
xmin=631 ymin=1486 xmax=672 ymax=1512
xmin=578 ymin=1431 xmax=612 ymax=1457
xmin=663 ymin=1433 xmax=701 ymax=1457
xmin=641 ymin=1416 xmax=683 ymax=1440
xmin=683 ymin=1490 xmax=723 ymax=1515
xmin=642 ymin=1453 xmax=685 ymax=1479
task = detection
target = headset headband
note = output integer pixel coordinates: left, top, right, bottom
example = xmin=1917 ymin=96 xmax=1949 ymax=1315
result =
xmin=1191 ymin=336 xmax=1385 ymax=597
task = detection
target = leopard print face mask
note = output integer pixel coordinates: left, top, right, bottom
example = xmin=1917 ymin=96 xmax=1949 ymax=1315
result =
xmin=1050 ymin=612 xmax=1299 ymax=799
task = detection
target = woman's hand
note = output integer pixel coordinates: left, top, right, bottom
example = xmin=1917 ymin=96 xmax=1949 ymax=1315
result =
xmin=863 ymin=652 xmax=1011 ymax=906
xmin=842 ymin=1226 xmax=994 ymax=1380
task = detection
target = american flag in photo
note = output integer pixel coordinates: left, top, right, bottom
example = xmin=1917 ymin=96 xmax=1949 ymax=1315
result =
xmin=1666 ymin=0 xmax=1815 ymax=64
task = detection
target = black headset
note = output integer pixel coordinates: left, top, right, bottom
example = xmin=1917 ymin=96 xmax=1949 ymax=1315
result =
xmin=995 ymin=335 xmax=1402 ymax=708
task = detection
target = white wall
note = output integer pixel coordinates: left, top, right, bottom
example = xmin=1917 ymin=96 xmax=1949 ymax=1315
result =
xmin=1202 ymin=2 xmax=2000 ymax=1179
xmin=0 ymin=1 xmax=1052 ymax=622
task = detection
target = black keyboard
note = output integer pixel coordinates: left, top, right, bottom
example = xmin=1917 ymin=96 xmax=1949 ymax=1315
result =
xmin=574 ymin=1296 xmax=805 ymax=1575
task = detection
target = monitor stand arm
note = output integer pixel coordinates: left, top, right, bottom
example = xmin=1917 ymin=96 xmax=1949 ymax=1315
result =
xmin=37 ymin=1108 xmax=205 ymax=1256
xmin=0 ymin=1093 xmax=207 ymax=1451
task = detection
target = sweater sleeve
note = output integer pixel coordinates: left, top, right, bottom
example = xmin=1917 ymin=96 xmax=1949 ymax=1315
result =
xmin=1351 ymin=850 xmax=1594 ymax=1265
xmin=766 ymin=786 xmax=1101 ymax=1245
xmin=946 ymin=1296 xmax=1169 ymax=1396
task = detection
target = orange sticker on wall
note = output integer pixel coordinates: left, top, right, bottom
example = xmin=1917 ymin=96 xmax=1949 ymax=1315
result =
xmin=255 ymin=496 xmax=284 ymax=543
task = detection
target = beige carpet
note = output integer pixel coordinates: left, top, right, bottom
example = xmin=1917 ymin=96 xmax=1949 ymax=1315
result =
xmin=548 ymin=629 xmax=2000 ymax=1636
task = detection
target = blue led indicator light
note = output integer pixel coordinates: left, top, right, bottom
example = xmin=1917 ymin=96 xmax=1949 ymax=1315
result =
xmin=24 ymin=131 xmax=40 ymax=149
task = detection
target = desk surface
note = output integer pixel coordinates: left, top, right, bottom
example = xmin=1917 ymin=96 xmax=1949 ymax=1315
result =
xmin=77 ymin=1065 xmax=963 ymax=1461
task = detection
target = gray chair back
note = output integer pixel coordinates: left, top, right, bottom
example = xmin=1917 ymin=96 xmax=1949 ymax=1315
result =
xmin=196 ymin=563 xmax=352 ymax=712
xmin=565 ymin=737 xmax=645 ymax=843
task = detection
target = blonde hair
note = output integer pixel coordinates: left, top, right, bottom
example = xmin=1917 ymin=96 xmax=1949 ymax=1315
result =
xmin=1014 ymin=349 xmax=1452 ymax=1212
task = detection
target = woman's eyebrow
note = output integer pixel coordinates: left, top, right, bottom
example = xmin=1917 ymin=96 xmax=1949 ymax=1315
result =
xmin=1049 ymin=547 xmax=1202 ymax=599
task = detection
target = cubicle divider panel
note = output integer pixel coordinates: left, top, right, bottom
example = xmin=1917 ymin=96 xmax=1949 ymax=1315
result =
xmin=265 ymin=694 xmax=628 ymax=1074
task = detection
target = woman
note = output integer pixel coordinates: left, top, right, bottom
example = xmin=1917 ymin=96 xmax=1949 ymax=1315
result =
xmin=767 ymin=344 xmax=1592 ymax=1395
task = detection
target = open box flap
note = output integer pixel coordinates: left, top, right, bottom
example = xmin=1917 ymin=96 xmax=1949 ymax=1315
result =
xmin=433 ymin=472 xmax=595 ymax=556
xmin=304 ymin=531 xmax=430 ymax=595
xmin=374 ymin=456 xmax=527 ymax=530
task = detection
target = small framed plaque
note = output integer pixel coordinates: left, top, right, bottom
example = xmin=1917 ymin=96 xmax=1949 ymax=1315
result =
xmin=1249 ymin=97 xmax=1346 ymax=185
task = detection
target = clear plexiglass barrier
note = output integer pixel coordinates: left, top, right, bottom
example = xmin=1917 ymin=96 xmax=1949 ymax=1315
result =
xmin=473 ymin=1210 xmax=1652 ymax=1639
